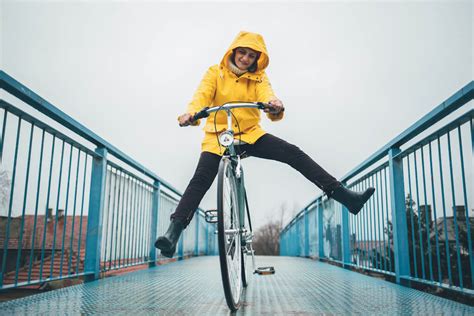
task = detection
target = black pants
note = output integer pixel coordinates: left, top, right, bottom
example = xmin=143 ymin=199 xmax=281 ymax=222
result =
xmin=170 ymin=133 xmax=340 ymax=227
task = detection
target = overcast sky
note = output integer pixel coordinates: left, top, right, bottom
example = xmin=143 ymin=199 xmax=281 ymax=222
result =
xmin=1 ymin=0 xmax=472 ymax=229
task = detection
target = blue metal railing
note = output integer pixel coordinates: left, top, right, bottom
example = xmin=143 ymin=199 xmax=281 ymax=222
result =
xmin=0 ymin=71 xmax=217 ymax=290
xmin=281 ymin=82 xmax=473 ymax=295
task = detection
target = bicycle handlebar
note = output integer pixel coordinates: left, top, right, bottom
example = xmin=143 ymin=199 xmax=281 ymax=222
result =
xmin=189 ymin=102 xmax=282 ymax=124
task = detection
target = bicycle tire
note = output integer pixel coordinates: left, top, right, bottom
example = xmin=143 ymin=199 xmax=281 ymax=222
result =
xmin=217 ymin=157 xmax=243 ymax=311
xmin=242 ymin=248 xmax=248 ymax=288
xmin=241 ymin=210 xmax=249 ymax=287
xmin=241 ymin=187 xmax=253 ymax=288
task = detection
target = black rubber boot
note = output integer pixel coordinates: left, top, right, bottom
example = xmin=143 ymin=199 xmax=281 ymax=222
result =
xmin=155 ymin=220 xmax=185 ymax=258
xmin=329 ymin=185 xmax=375 ymax=215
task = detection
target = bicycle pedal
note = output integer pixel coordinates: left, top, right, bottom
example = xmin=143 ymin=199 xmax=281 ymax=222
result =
xmin=204 ymin=209 xmax=218 ymax=223
xmin=254 ymin=266 xmax=275 ymax=275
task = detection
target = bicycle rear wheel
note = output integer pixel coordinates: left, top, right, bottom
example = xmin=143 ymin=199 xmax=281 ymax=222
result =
xmin=217 ymin=157 xmax=243 ymax=311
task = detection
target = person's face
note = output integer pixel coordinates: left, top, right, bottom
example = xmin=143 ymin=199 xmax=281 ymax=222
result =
xmin=234 ymin=47 xmax=258 ymax=70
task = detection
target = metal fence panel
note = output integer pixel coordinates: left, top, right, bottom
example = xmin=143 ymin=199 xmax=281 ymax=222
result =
xmin=280 ymin=83 xmax=473 ymax=295
xmin=0 ymin=72 xmax=214 ymax=290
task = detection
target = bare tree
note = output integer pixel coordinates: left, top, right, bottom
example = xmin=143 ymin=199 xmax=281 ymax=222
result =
xmin=0 ymin=168 xmax=10 ymax=213
xmin=252 ymin=204 xmax=289 ymax=255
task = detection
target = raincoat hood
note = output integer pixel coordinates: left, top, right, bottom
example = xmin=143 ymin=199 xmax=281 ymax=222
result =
xmin=185 ymin=30 xmax=282 ymax=155
xmin=220 ymin=31 xmax=270 ymax=75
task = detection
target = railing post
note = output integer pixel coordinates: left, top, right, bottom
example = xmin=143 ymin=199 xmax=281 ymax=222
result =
xmin=293 ymin=220 xmax=301 ymax=257
xmin=291 ymin=225 xmax=295 ymax=256
xmin=84 ymin=147 xmax=107 ymax=281
xmin=388 ymin=147 xmax=411 ymax=285
xmin=279 ymin=233 xmax=283 ymax=256
xmin=205 ymin=221 xmax=209 ymax=255
xmin=341 ymin=182 xmax=351 ymax=267
xmin=194 ymin=212 xmax=200 ymax=256
xmin=149 ymin=180 xmax=160 ymax=267
xmin=318 ymin=198 xmax=324 ymax=259
xmin=304 ymin=208 xmax=309 ymax=257
xmin=178 ymin=229 xmax=184 ymax=259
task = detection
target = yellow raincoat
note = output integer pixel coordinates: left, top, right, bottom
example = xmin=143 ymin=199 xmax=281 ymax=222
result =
xmin=183 ymin=31 xmax=284 ymax=155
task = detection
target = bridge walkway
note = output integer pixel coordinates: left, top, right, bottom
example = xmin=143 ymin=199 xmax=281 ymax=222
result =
xmin=1 ymin=256 xmax=472 ymax=315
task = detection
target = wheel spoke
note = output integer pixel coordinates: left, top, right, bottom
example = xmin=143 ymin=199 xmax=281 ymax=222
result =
xmin=226 ymin=235 xmax=236 ymax=256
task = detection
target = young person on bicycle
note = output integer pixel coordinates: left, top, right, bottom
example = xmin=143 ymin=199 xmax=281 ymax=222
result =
xmin=155 ymin=31 xmax=375 ymax=258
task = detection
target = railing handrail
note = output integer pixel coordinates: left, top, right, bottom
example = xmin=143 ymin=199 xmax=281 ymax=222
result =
xmin=340 ymin=81 xmax=473 ymax=183
xmin=282 ymin=81 xmax=473 ymax=234
xmin=0 ymin=70 xmax=182 ymax=196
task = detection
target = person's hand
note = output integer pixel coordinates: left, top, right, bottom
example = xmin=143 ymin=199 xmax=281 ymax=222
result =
xmin=264 ymin=99 xmax=284 ymax=115
xmin=178 ymin=113 xmax=193 ymax=127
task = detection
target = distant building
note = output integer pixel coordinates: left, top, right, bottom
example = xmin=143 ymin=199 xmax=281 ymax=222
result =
xmin=0 ymin=212 xmax=88 ymax=285
xmin=430 ymin=206 xmax=474 ymax=254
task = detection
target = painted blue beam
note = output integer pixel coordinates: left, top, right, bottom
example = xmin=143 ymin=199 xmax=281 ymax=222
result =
xmin=341 ymin=193 xmax=351 ymax=265
xmin=304 ymin=208 xmax=309 ymax=257
xmin=149 ymin=181 xmax=160 ymax=267
xmin=318 ymin=198 xmax=324 ymax=259
xmin=340 ymin=180 xmax=351 ymax=266
xmin=0 ymin=70 xmax=183 ymax=197
xmin=84 ymin=147 xmax=108 ymax=281
xmin=195 ymin=212 xmax=200 ymax=256
xmin=205 ymin=220 xmax=209 ymax=255
xmin=296 ymin=82 xmax=474 ymax=214
xmin=388 ymin=148 xmax=411 ymax=284
xmin=0 ymin=100 xmax=97 ymax=157
xmin=398 ymin=110 xmax=473 ymax=158
xmin=178 ymin=232 xmax=184 ymax=260
xmin=341 ymin=81 xmax=473 ymax=183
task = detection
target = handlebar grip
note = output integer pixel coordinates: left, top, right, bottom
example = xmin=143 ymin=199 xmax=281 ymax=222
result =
xmin=257 ymin=102 xmax=285 ymax=114
xmin=256 ymin=102 xmax=270 ymax=109
xmin=190 ymin=107 xmax=210 ymax=123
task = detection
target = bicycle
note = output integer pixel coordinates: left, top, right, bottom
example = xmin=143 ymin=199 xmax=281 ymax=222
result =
xmin=190 ymin=102 xmax=277 ymax=311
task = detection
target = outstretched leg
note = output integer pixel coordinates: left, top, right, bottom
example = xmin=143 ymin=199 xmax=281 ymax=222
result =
xmin=156 ymin=152 xmax=221 ymax=257
xmin=247 ymin=134 xmax=374 ymax=215
xmin=246 ymin=133 xmax=341 ymax=192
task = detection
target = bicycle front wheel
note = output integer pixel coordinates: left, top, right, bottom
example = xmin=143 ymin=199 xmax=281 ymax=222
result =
xmin=217 ymin=157 xmax=243 ymax=311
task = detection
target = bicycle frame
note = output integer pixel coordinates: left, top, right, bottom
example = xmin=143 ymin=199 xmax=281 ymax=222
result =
xmin=220 ymin=108 xmax=251 ymax=248
xmin=227 ymin=154 xmax=248 ymax=248
xmin=193 ymin=102 xmax=271 ymax=268
xmin=206 ymin=104 xmax=263 ymax=237
xmin=191 ymin=102 xmax=277 ymax=310
xmin=218 ymin=109 xmax=255 ymax=275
